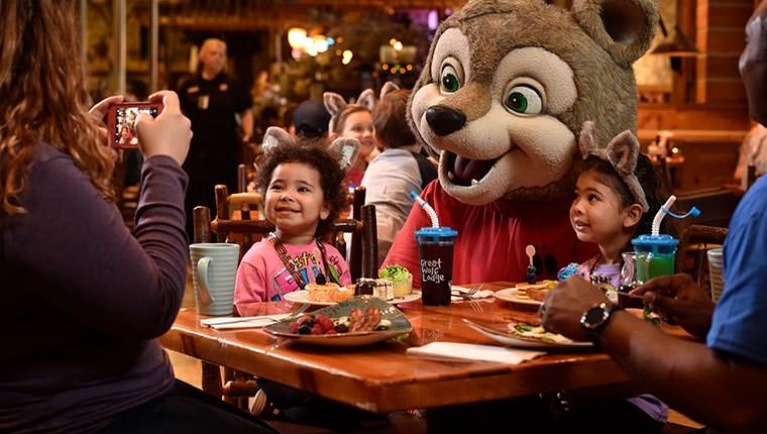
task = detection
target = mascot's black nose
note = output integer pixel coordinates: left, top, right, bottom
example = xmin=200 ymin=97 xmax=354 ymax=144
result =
xmin=426 ymin=106 xmax=466 ymax=136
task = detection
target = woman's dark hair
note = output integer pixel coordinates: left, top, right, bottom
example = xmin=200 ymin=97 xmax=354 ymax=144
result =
xmin=573 ymin=152 xmax=678 ymax=240
xmin=373 ymin=89 xmax=416 ymax=149
xmin=256 ymin=143 xmax=347 ymax=237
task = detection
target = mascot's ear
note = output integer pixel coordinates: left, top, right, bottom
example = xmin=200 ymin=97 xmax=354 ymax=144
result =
xmin=379 ymin=81 xmax=400 ymax=100
xmin=573 ymin=0 xmax=658 ymax=67
xmin=262 ymin=126 xmax=295 ymax=153
xmin=357 ymin=88 xmax=377 ymax=112
xmin=327 ymin=137 xmax=361 ymax=173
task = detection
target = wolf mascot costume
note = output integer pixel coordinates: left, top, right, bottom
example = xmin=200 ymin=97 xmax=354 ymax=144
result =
xmin=383 ymin=0 xmax=658 ymax=287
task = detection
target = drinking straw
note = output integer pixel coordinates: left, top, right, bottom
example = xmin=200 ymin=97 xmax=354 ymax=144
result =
xmin=652 ymin=194 xmax=701 ymax=235
xmin=652 ymin=196 xmax=676 ymax=236
xmin=409 ymin=190 xmax=439 ymax=228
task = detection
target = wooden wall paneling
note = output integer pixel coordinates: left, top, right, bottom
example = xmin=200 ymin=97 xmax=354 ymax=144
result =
xmin=695 ymin=0 xmax=753 ymax=105
xmin=672 ymin=141 xmax=740 ymax=192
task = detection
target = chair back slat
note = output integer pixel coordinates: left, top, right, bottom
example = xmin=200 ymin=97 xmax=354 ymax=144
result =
xmin=677 ymin=224 xmax=728 ymax=293
xmin=347 ymin=186 xmax=366 ymax=280
xmin=192 ymin=206 xmax=212 ymax=244
xmin=360 ymin=204 xmax=378 ymax=279
xmin=237 ymin=163 xmax=248 ymax=193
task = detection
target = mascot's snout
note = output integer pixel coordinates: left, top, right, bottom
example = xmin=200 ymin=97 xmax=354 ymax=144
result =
xmin=425 ymin=106 xmax=467 ymax=137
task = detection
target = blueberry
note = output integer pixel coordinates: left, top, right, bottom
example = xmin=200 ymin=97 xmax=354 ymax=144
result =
xmin=297 ymin=322 xmax=314 ymax=335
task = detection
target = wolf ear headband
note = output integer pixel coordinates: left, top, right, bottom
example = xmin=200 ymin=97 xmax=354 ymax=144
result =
xmin=578 ymin=121 xmax=650 ymax=212
xmin=261 ymin=126 xmax=360 ymax=173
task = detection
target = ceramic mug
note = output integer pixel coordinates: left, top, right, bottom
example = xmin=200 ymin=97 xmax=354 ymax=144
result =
xmin=189 ymin=243 xmax=240 ymax=316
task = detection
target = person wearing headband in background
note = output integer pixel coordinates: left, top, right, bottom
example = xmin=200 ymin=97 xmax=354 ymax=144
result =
xmin=539 ymin=2 xmax=767 ymax=432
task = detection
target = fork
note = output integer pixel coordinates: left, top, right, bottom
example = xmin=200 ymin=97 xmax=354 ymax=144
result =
xmin=203 ymin=303 xmax=310 ymax=326
xmin=456 ymin=282 xmax=483 ymax=300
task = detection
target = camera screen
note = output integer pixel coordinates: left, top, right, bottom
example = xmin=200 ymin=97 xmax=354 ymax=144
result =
xmin=113 ymin=106 xmax=159 ymax=147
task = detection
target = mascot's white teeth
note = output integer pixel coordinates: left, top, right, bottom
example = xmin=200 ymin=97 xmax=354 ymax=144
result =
xmin=447 ymin=152 xmax=498 ymax=187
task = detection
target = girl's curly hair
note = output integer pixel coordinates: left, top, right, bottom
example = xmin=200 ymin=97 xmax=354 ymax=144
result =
xmin=256 ymin=143 xmax=347 ymax=237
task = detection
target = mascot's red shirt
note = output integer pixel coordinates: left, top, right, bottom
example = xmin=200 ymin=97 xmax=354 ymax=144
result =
xmin=383 ymin=181 xmax=598 ymax=287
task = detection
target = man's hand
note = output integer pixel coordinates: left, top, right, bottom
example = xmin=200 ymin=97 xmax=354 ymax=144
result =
xmin=540 ymin=276 xmax=611 ymax=341
xmin=630 ymin=274 xmax=715 ymax=339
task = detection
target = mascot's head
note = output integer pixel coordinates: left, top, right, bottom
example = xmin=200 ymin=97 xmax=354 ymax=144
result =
xmin=409 ymin=0 xmax=658 ymax=205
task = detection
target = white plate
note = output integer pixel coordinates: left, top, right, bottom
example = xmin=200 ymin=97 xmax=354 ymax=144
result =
xmin=493 ymin=287 xmax=543 ymax=307
xmin=283 ymin=290 xmax=421 ymax=306
xmin=463 ymin=319 xmax=593 ymax=350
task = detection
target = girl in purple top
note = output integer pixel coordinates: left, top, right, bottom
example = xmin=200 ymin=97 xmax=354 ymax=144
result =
xmin=552 ymin=122 xmax=675 ymax=434
xmin=0 ymin=2 xmax=274 ymax=433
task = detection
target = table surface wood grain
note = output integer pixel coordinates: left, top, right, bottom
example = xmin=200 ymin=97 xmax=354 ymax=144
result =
xmin=161 ymin=282 xmax=685 ymax=414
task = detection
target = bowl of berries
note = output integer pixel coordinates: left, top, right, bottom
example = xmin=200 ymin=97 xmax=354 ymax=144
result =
xmin=263 ymin=296 xmax=413 ymax=347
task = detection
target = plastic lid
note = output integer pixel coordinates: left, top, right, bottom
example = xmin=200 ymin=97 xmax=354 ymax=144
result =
xmin=415 ymin=227 xmax=458 ymax=238
xmin=631 ymin=234 xmax=679 ymax=247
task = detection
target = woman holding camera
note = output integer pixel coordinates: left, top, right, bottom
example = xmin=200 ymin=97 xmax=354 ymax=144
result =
xmin=0 ymin=2 xmax=275 ymax=433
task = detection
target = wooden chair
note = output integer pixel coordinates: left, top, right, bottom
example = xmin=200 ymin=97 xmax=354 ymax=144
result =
xmin=674 ymin=188 xmax=740 ymax=230
xmin=209 ymin=183 xmax=377 ymax=281
xmin=676 ymin=224 xmax=728 ymax=295
xmin=191 ymin=184 xmax=378 ymax=411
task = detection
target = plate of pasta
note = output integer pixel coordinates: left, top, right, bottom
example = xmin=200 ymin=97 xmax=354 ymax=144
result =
xmin=463 ymin=319 xmax=593 ymax=349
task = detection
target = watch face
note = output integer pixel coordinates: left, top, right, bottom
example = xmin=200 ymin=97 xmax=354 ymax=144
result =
xmin=582 ymin=305 xmax=609 ymax=330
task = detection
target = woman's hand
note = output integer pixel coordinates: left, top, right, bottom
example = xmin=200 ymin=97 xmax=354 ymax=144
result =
xmin=539 ymin=276 xmax=611 ymax=340
xmin=89 ymin=95 xmax=124 ymax=123
xmin=88 ymin=95 xmax=125 ymax=158
xmin=630 ymin=273 xmax=715 ymax=339
xmin=134 ymin=91 xmax=192 ymax=166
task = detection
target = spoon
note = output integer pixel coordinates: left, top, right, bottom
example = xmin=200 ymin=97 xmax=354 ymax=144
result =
xmin=524 ymin=245 xmax=537 ymax=284
xmin=525 ymin=245 xmax=536 ymax=266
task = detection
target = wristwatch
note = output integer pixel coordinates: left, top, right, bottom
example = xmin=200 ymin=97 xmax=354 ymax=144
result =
xmin=580 ymin=302 xmax=623 ymax=343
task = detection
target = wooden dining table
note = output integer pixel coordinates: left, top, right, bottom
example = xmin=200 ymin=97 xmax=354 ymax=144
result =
xmin=160 ymin=282 xmax=684 ymax=431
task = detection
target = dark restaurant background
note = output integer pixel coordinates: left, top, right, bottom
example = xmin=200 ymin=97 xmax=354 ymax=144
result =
xmin=82 ymin=0 xmax=760 ymax=193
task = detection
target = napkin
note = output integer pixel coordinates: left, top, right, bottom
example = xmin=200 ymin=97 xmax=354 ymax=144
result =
xmin=451 ymin=285 xmax=495 ymax=302
xmin=201 ymin=314 xmax=292 ymax=330
xmin=407 ymin=342 xmax=545 ymax=364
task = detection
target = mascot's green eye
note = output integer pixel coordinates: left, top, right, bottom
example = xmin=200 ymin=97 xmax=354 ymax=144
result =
xmin=439 ymin=61 xmax=463 ymax=93
xmin=442 ymin=74 xmax=460 ymax=92
xmin=505 ymin=85 xmax=543 ymax=115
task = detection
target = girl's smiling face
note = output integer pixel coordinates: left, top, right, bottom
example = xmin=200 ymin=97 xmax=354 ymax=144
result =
xmin=339 ymin=111 xmax=376 ymax=158
xmin=264 ymin=162 xmax=329 ymax=243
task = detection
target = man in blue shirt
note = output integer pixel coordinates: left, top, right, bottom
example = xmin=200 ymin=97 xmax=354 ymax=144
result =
xmin=540 ymin=2 xmax=767 ymax=432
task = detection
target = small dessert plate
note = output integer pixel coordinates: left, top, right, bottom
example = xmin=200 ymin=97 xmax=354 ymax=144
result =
xmin=493 ymin=288 xmax=543 ymax=307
